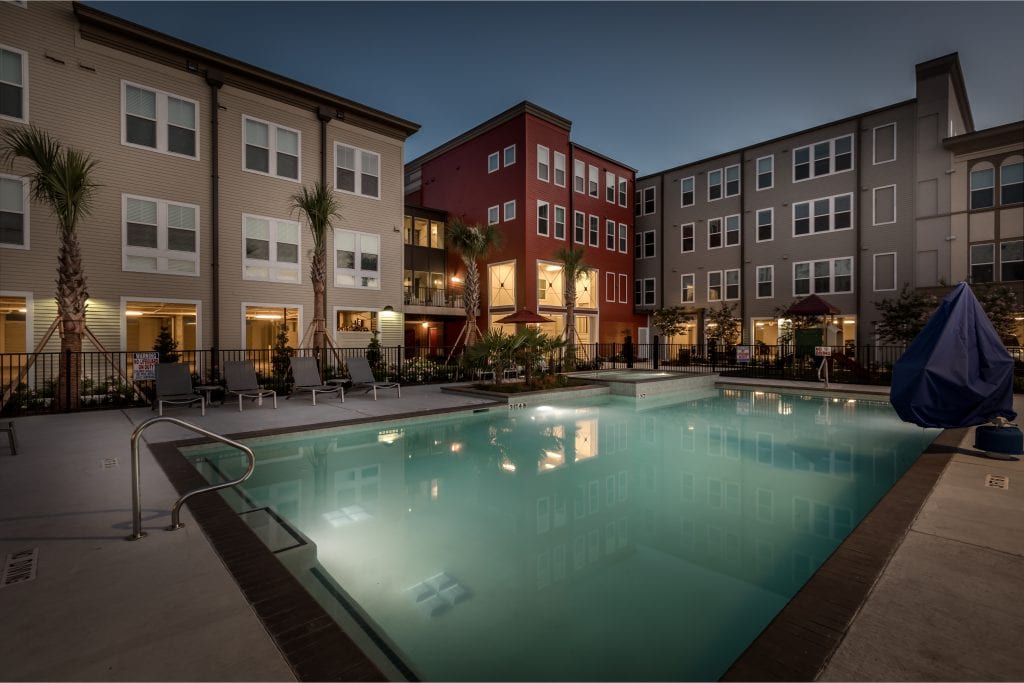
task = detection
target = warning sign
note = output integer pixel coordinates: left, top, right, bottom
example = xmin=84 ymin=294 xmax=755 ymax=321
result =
xmin=736 ymin=346 xmax=751 ymax=363
xmin=133 ymin=351 xmax=160 ymax=381
xmin=814 ymin=346 xmax=832 ymax=357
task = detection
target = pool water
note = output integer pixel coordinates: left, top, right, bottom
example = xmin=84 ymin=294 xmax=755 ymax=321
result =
xmin=189 ymin=390 xmax=938 ymax=681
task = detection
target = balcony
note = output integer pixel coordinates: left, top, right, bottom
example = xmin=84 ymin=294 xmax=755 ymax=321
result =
xmin=404 ymin=285 xmax=464 ymax=311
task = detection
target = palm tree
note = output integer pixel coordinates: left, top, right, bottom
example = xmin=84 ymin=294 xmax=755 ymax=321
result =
xmin=1 ymin=126 xmax=98 ymax=410
xmin=290 ymin=180 xmax=341 ymax=357
xmin=446 ymin=217 xmax=503 ymax=347
xmin=555 ymin=246 xmax=587 ymax=371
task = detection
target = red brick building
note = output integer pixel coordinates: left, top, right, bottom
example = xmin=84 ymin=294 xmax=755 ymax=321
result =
xmin=405 ymin=102 xmax=641 ymax=349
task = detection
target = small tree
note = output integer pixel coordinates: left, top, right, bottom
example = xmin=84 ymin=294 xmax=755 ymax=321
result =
xmin=290 ymin=180 xmax=341 ymax=358
xmin=873 ymin=284 xmax=938 ymax=345
xmin=772 ymin=301 xmax=822 ymax=345
xmin=652 ymin=306 xmax=693 ymax=340
xmin=705 ymin=302 xmax=740 ymax=346
xmin=973 ymin=282 xmax=1022 ymax=343
xmin=555 ymin=246 xmax=587 ymax=371
xmin=152 ymin=325 xmax=179 ymax=363
xmin=271 ymin=322 xmax=294 ymax=388
xmin=366 ymin=330 xmax=382 ymax=372
xmin=446 ymin=217 xmax=503 ymax=347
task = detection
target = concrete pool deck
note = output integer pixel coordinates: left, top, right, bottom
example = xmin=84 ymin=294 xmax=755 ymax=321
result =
xmin=0 ymin=380 xmax=1021 ymax=681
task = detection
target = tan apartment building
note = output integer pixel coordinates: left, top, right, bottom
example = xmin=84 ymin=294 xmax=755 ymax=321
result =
xmin=0 ymin=1 xmax=418 ymax=373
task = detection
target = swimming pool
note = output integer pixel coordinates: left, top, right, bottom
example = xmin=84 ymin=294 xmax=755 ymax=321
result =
xmin=187 ymin=389 xmax=938 ymax=681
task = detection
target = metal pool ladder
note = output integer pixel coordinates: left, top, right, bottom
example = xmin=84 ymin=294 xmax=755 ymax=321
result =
xmin=128 ymin=416 xmax=256 ymax=541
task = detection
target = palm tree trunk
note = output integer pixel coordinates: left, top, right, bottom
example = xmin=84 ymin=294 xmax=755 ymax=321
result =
xmin=564 ymin=281 xmax=577 ymax=371
xmin=55 ymin=231 xmax=87 ymax=410
xmin=311 ymin=249 xmax=326 ymax=356
xmin=463 ymin=257 xmax=481 ymax=347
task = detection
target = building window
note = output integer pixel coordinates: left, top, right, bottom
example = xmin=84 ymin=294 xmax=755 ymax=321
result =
xmin=335 ymin=144 xmax=380 ymax=198
xmin=634 ymin=186 xmax=656 ymax=216
xmin=554 ymin=206 xmax=566 ymax=240
xmin=793 ymin=134 xmax=853 ymax=181
xmin=680 ymin=223 xmax=695 ymax=253
xmin=756 ymin=265 xmax=773 ymax=299
xmin=554 ymin=152 xmax=566 ymax=187
xmin=0 ymin=45 xmax=27 ymax=122
xmin=708 ymin=271 xmax=722 ymax=302
xmin=756 ymin=156 xmax=773 ymax=190
xmin=970 ymin=244 xmax=994 ymax=283
xmin=725 ymin=164 xmax=740 ymax=197
xmin=504 ymin=200 xmax=516 ymax=221
xmin=537 ymin=261 xmax=564 ymax=308
xmin=756 ymin=208 xmax=773 ymax=242
xmin=537 ymin=145 xmax=550 ymax=182
xmin=681 ymin=176 xmax=694 ymax=207
xmin=643 ymin=230 xmax=655 ymax=258
xmin=243 ymin=116 xmax=299 ymax=181
xmin=334 ymin=229 xmax=380 ymax=289
xmin=243 ymin=214 xmax=300 ymax=283
xmin=970 ymin=166 xmax=994 ymax=209
xmin=574 ymin=211 xmax=585 ymax=243
xmin=708 ymin=169 xmax=722 ymax=201
xmin=618 ymin=177 xmax=628 ymax=207
xmin=504 ymin=145 xmax=516 ymax=167
xmin=123 ymin=194 xmax=199 ymax=275
xmin=588 ymin=215 xmax=599 ymax=247
xmin=793 ymin=193 xmax=853 ymax=236
xmin=873 ymin=253 xmax=896 ymax=292
xmin=1002 ymin=161 xmax=1023 ymax=205
xmin=725 ymin=214 xmax=740 ymax=246
xmin=488 ymin=205 xmax=499 ymax=226
xmin=123 ymin=81 xmax=198 ymax=158
xmin=605 ymin=171 xmax=615 ymax=203
xmin=708 ymin=218 xmax=722 ymax=249
xmin=488 ymin=151 xmax=499 ymax=173
xmin=489 ymin=261 xmax=517 ymax=308
xmin=574 ymin=159 xmax=585 ymax=193
xmin=588 ymin=164 xmax=599 ymax=198
xmin=793 ymin=257 xmax=853 ymax=295
xmin=606 ymin=272 xmax=616 ymax=302
xmin=0 ymin=174 xmax=28 ymax=248
xmin=725 ymin=269 xmax=740 ymax=300
xmin=873 ymin=185 xmax=897 ymax=225
xmin=618 ymin=223 xmax=627 ymax=253
xmin=1001 ymin=241 xmax=1022 ymax=281
xmin=605 ymin=219 xmax=616 ymax=250
xmin=618 ymin=273 xmax=627 ymax=303
xmin=634 ymin=278 xmax=655 ymax=307
xmin=537 ymin=201 xmax=549 ymax=236
xmin=873 ymin=123 xmax=897 ymax=165
xmin=681 ymin=274 xmax=695 ymax=303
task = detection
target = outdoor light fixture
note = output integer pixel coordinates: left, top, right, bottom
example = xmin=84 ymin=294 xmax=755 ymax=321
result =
xmin=382 ymin=305 xmax=394 ymax=313
xmin=125 ymin=310 xmax=144 ymax=316
xmin=251 ymin=314 xmax=283 ymax=320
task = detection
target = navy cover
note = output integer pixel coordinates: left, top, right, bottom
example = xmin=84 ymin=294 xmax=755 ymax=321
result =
xmin=890 ymin=282 xmax=1017 ymax=428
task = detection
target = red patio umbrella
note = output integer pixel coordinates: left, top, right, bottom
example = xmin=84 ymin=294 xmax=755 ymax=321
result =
xmin=495 ymin=309 xmax=554 ymax=325
xmin=784 ymin=294 xmax=842 ymax=316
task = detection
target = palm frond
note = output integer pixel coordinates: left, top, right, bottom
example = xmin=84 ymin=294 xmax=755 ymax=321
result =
xmin=290 ymin=179 xmax=341 ymax=252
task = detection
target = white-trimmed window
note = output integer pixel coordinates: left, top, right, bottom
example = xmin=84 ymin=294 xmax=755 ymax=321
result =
xmin=756 ymin=265 xmax=774 ymax=299
xmin=708 ymin=271 xmax=722 ymax=302
xmin=334 ymin=229 xmax=380 ymax=289
xmin=487 ymin=151 xmax=499 ymax=173
xmin=243 ymin=214 xmax=300 ymax=283
xmin=504 ymin=200 xmax=516 ymax=222
xmin=725 ymin=214 xmax=740 ymax=247
xmin=573 ymin=210 xmax=585 ymax=243
xmin=681 ymin=223 xmax=695 ymax=253
xmin=1001 ymin=240 xmax=1022 ymax=281
xmin=756 ymin=156 xmax=773 ymax=190
xmin=794 ymin=134 xmax=853 ymax=181
xmin=504 ymin=145 xmax=516 ymax=167
xmin=588 ymin=215 xmax=599 ymax=247
xmin=970 ymin=165 xmax=994 ymax=210
xmin=606 ymin=272 xmax=616 ymax=302
xmin=123 ymin=81 xmax=198 ymax=158
xmin=488 ymin=205 xmax=499 ymax=226
xmin=554 ymin=152 xmax=566 ymax=187
xmin=725 ymin=164 xmax=740 ymax=197
xmin=793 ymin=257 xmax=853 ymax=295
xmin=872 ymin=253 xmax=896 ymax=292
xmin=635 ymin=186 xmax=656 ymax=216
xmin=489 ymin=260 xmax=517 ymax=308
xmin=970 ymin=243 xmax=994 ymax=283
xmin=681 ymin=274 xmax=695 ymax=303
xmin=537 ymin=200 xmax=550 ymax=236
xmin=708 ymin=169 xmax=722 ymax=201
xmin=605 ymin=219 xmax=616 ymax=250
xmin=243 ymin=116 xmax=299 ymax=181
xmin=618 ymin=223 xmax=627 ymax=253
xmin=725 ymin=269 xmax=740 ymax=300
xmin=574 ymin=159 xmax=585 ymax=193
xmin=605 ymin=171 xmax=616 ymax=203
xmin=756 ymin=208 xmax=773 ymax=242
xmin=554 ymin=206 xmax=566 ymax=240
xmin=708 ymin=218 xmax=722 ymax=249
xmin=635 ymin=278 xmax=655 ymax=307
xmin=335 ymin=143 xmax=380 ymax=198
xmin=0 ymin=45 xmax=27 ymax=123
xmin=123 ymin=194 xmax=199 ymax=275
xmin=0 ymin=174 xmax=28 ymax=248
xmin=537 ymin=145 xmax=550 ymax=182
xmin=681 ymin=176 xmax=694 ymax=206
xmin=588 ymin=164 xmax=599 ymax=198
xmin=794 ymin=193 xmax=853 ymax=236
xmin=873 ymin=185 xmax=897 ymax=225
xmin=618 ymin=176 xmax=628 ymax=206
xmin=642 ymin=230 xmax=655 ymax=258
xmin=873 ymin=123 xmax=896 ymax=165
xmin=618 ymin=274 xmax=627 ymax=303
xmin=1001 ymin=161 xmax=1022 ymax=205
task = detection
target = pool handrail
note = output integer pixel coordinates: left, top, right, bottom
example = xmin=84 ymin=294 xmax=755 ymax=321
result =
xmin=128 ymin=416 xmax=256 ymax=541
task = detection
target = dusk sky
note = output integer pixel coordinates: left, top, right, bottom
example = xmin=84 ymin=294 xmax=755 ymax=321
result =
xmin=90 ymin=1 xmax=1024 ymax=177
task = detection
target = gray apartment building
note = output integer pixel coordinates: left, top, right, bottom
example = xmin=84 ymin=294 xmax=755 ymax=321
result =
xmin=634 ymin=53 xmax=1023 ymax=350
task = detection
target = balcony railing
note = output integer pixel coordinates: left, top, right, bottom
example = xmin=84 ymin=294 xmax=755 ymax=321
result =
xmin=404 ymin=285 xmax=464 ymax=309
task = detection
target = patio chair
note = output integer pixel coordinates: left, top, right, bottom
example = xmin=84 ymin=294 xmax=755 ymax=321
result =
xmin=155 ymin=363 xmax=205 ymax=417
xmin=346 ymin=356 xmax=401 ymax=400
xmin=223 ymin=360 xmax=277 ymax=412
xmin=288 ymin=356 xmax=343 ymax=405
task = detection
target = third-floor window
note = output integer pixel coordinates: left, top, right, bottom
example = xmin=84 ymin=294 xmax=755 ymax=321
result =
xmin=243 ymin=116 xmax=300 ymax=181
xmin=794 ymin=134 xmax=853 ymax=181
xmin=335 ymin=143 xmax=380 ymax=198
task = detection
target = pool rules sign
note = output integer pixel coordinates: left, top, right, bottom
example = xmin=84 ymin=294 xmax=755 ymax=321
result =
xmin=133 ymin=352 xmax=159 ymax=381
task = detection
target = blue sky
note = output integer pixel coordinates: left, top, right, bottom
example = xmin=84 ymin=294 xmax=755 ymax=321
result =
xmin=91 ymin=1 xmax=1024 ymax=176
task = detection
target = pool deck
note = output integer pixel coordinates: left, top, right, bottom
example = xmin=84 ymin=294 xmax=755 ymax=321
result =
xmin=0 ymin=380 xmax=1022 ymax=681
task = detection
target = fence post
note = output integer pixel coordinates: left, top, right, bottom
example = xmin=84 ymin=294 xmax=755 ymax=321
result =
xmin=64 ymin=348 xmax=72 ymax=412
xmin=652 ymin=335 xmax=660 ymax=370
xmin=396 ymin=345 xmax=403 ymax=382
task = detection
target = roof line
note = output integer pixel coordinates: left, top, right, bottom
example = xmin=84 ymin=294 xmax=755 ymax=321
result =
xmin=571 ymin=142 xmax=638 ymax=174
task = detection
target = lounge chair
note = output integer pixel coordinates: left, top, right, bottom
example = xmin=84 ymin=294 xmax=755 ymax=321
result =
xmin=288 ymin=356 xmax=343 ymax=405
xmin=346 ymin=356 xmax=400 ymax=400
xmin=155 ymin=363 xmax=205 ymax=417
xmin=224 ymin=360 xmax=277 ymax=412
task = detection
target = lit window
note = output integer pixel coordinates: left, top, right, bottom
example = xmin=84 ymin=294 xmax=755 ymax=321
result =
xmin=553 ymin=152 xmax=566 ymax=186
xmin=756 ymin=156 xmax=773 ymax=190
xmin=488 ymin=152 xmax=499 ymax=173
xmin=756 ymin=266 xmax=773 ymax=298
xmin=334 ymin=229 xmax=380 ymax=289
xmin=489 ymin=261 xmax=517 ymax=308
xmin=123 ymin=81 xmax=198 ymax=158
xmin=970 ymin=167 xmax=994 ymax=209
xmin=681 ymin=274 xmax=695 ymax=303
xmin=680 ymin=223 xmax=694 ymax=253
xmin=537 ymin=262 xmax=564 ymax=307
xmin=335 ymin=143 xmax=380 ymax=198
xmin=243 ymin=116 xmax=300 ymax=180
xmin=681 ymin=176 xmax=694 ymax=206
xmin=244 ymin=214 xmax=300 ymax=283
xmin=0 ymin=45 xmax=27 ymax=122
xmin=537 ymin=145 xmax=550 ymax=182
xmin=0 ymin=174 xmax=28 ymax=248
xmin=123 ymin=194 xmax=199 ymax=275
xmin=756 ymin=208 xmax=773 ymax=242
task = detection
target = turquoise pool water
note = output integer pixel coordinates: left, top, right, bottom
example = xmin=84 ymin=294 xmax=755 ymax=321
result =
xmin=189 ymin=389 xmax=938 ymax=681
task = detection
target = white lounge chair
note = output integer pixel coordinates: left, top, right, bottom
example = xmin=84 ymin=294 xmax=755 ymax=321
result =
xmin=346 ymin=356 xmax=400 ymax=400
xmin=155 ymin=363 xmax=205 ymax=417
xmin=223 ymin=360 xmax=277 ymax=412
xmin=288 ymin=357 xmax=343 ymax=405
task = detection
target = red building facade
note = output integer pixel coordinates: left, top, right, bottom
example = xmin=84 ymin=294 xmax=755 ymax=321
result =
xmin=405 ymin=102 xmax=641 ymax=348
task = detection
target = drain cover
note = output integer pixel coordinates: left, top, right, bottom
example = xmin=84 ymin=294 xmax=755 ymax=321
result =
xmin=985 ymin=474 xmax=1009 ymax=490
xmin=1 ymin=548 xmax=38 ymax=587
